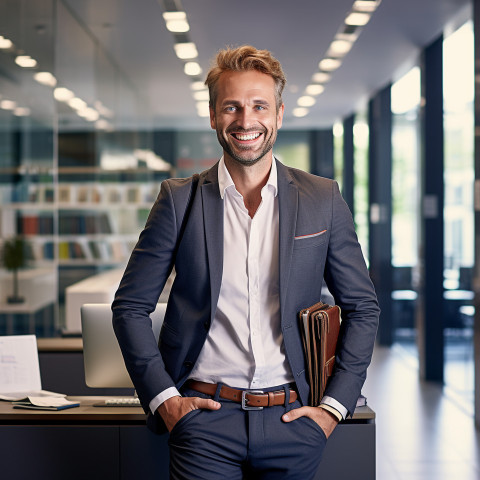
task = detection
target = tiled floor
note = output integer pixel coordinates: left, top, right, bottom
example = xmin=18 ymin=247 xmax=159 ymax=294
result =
xmin=362 ymin=344 xmax=480 ymax=480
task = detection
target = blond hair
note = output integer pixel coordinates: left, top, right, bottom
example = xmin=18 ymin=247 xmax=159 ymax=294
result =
xmin=205 ymin=45 xmax=286 ymax=111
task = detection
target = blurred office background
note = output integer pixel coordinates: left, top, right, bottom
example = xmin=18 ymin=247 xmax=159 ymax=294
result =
xmin=0 ymin=1 xmax=479 ymax=477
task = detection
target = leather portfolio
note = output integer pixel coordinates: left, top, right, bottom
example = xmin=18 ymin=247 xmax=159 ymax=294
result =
xmin=299 ymin=301 xmax=341 ymax=406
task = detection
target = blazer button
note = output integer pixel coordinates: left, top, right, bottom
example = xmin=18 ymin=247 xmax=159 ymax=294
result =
xmin=203 ymin=321 xmax=210 ymax=331
xmin=184 ymin=361 xmax=193 ymax=369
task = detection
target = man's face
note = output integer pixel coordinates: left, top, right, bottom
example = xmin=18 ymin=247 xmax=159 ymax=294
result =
xmin=210 ymin=70 xmax=284 ymax=167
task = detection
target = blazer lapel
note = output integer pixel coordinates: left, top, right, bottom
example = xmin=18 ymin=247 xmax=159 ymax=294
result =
xmin=276 ymin=160 xmax=298 ymax=324
xmin=201 ymin=164 xmax=224 ymax=319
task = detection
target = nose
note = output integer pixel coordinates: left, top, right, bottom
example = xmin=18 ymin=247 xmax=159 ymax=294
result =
xmin=236 ymin=108 xmax=256 ymax=129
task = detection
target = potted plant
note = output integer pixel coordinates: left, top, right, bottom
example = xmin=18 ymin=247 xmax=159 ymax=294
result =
xmin=1 ymin=236 xmax=26 ymax=304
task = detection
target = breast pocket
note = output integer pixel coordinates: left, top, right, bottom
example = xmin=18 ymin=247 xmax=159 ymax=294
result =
xmin=293 ymin=230 xmax=327 ymax=249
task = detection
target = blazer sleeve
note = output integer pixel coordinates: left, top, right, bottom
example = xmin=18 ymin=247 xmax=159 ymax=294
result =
xmin=323 ymin=181 xmax=380 ymax=416
xmin=111 ymin=179 xmax=185 ymax=412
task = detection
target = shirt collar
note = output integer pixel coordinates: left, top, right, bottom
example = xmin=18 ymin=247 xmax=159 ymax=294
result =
xmin=218 ymin=156 xmax=278 ymax=199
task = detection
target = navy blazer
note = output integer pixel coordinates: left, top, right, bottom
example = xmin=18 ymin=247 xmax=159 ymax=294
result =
xmin=112 ymin=159 xmax=379 ymax=425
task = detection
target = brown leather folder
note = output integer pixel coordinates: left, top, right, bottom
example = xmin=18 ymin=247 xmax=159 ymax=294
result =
xmin=299 ymin=301 xmax=341 ymax=406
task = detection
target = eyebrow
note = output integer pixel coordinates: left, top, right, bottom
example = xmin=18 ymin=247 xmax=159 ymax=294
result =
xmin=221 ymin=99 xmax=271 ymax=107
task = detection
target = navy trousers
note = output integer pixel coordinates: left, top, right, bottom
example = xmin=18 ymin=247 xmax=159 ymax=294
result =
xmin=168 ymin=385 xmax=327 ymax=480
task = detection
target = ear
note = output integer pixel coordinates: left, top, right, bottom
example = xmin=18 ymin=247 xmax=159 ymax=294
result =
xmin=277 ymin=103 xmax=285 ymax=129
xmin=209 ymin=105 xmax=216 ymax=130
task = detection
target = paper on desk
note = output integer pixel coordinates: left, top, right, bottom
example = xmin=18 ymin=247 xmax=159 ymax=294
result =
xmin=0 ymin=335 xmax=66 ymax=401
xmin=26 ymin=396 xmax=78 ymax=407
xmin=0 ymin=390 xmax=66 ymax=402
xmin=12 ymin=396 xmax=80 ymax=411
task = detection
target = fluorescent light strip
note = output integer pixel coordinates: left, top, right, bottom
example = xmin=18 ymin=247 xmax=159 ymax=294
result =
xmin=34 ymin=71 xmax=57 ymax=87
xmin=295 ymin=0 xmax=382 ymax=118
xmin=15 ymin=55 xmax=37 ymax=68
xmin=162 ymin=2 xmax=207 ymax=117
xmin=0 ymin=36 xmax=13 ymax=49
xmin=352 ymin=1 xmax=382 ymax=13
xmin=184 ymin=61 xmax=201 ymax=76
xmin=345 ymin=12 xmax=371 ymax=26
xmin=163 ymin=11 xmax=190 ymax=32
xmin=174 ymin=42 xmax=198 ymax=59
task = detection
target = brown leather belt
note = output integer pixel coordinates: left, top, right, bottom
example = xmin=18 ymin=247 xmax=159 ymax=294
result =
xmin=187 ymin=380 xmax=298 ymax=410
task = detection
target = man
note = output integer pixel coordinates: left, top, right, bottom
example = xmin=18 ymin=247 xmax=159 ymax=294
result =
xmin=112 ymin=45 xmax=379 ymax=479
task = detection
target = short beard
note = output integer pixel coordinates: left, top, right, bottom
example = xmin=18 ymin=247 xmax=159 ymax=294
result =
xmin=216 ymin=128 xmax=276 ymax=167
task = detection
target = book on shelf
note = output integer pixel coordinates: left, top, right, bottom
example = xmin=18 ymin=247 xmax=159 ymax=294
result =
xmin=59 ymin=213 xmax=112 ymax=235
xmin=17 ymin=214 xmax=54 ymax=235
xmin=58 ymin=185 xmax=71 ymax=203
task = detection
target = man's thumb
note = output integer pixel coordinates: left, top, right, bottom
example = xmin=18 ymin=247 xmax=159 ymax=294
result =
xmin=197 ymin=398 xmax=222 ymax=411
xmin=282 ymin=407 xmax=304 ymax=423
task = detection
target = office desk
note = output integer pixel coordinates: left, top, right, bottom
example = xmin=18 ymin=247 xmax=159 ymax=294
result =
xmin=0 ymin=397 xmax=375 ymax=480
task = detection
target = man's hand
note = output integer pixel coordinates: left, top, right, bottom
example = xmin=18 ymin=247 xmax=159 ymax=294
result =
xmin=158 ymin=395 xmax=221 ymax=432
xmin=282 ymin=406 xmax=339 ymax=438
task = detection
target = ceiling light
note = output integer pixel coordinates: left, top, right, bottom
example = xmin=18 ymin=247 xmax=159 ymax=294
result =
xmin=305 ymin=84 xmax=325 ymax=96
xmin=345 ymin=12 xmax=371 ymax=26
xmin=293 ymin=107 xmax=309 ymax=118
xmin=78 ymin=107 xmax=99 ymax=122
xmin=353 ymin=1 xmax=381 ymax=13
xmin=184 ymin=62 xmax=202 ymax=76
xmin=298 ymin=96 xmax=316 ymax=107
xmin=0 ymin=36 xmax=13 ymax=49
xmin=1 ymin=100 xmax=17 ymax=110
xmin=68 ymin=97 xmax=87 ymax=111
xmin=190 ymin=81 xmax=206 ymax=91
xmin=174 ymin=42 xmax=198 ymax=60
xmin=163 ymin=11 xmax=186 ymax=21
xmin=15 ymin=55 xmax=37 ymax=68
xmin=196 ymin=101 xmax=210 ymax=117
xmin=193 ymin=90 xmax=209 ymax=101
xmin=34 ymin=71 xmax=57 ymax=87
xmin=312 ymin=72 xmax=331 ymax=83
xmin=318 ymin=58 xmax=342 ymax=71
xmin=328 ymin=39 xmax=353 ymax=56
xmin=163 ymin=11 xmax=190 ymax=32
xmin=14 ymin=107 xmax=31 ymax=116
xmin=54 ymin=87 xmax=75 ymax=102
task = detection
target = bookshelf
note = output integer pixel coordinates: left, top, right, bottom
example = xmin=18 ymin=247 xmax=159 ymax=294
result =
xmin=0 ymin=162 xmax=172 ymax=334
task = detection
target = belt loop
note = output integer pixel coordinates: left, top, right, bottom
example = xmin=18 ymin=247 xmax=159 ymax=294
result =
xmin=283 ymin=385 xmax=291 ymax=411
xmin=213 ymin=382 xmax=223 ymax=402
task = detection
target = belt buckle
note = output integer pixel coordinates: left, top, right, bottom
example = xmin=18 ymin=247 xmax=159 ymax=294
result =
xmin=241 ymin=390 xmax=264 ymax=411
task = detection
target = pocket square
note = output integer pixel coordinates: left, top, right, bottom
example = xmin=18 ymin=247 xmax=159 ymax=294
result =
xmin=294 ymin=229 xmax=327 ymax=240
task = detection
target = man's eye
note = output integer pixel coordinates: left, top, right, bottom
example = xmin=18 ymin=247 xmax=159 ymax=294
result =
xmin=255 ymin=105 xmax=266 ymax=111
xmin=225 ymin=106 xmax=236 ymax=112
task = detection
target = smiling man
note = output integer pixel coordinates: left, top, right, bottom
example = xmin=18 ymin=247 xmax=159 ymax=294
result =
xmin=112 ymin=45 xmax=379 ymax=479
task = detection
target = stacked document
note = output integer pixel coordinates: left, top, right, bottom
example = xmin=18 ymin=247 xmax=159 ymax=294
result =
xmin=0 ymin=335 xmax=68 ymax=404
xmin=13 ymin=396 xmax=79 ymax=411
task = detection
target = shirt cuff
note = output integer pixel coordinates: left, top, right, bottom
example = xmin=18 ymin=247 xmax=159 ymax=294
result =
xmin=149 ymin=387 xmax=181 ymax=415
xmin=319 ymin=395 xmax=348 ymax=421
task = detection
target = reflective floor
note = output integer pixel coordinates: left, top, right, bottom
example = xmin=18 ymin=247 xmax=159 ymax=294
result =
xmin=362 ymin=344 xmax=480 ymax=480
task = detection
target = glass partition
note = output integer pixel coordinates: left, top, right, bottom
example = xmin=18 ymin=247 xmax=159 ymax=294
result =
xmin=443 ymin=20 xmax=474 ymax=413
xmin=391 ymin=67 xmax=421 ymax=348
xmin=0 ymin=0 xmax=170 ymax=336
xmin=353 ymin=112 xmax=370 ymax=261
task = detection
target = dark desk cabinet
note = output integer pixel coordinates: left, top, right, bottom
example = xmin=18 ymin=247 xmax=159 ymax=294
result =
xmin=0 ymin=398 xmax=375 ymax=480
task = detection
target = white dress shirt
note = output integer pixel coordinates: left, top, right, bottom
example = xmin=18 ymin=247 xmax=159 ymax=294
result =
xmin=149 ymin=157 xmax=347 ymax=420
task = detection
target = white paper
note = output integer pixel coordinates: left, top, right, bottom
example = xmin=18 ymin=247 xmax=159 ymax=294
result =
xmin=26 ymin=396 xmax=77 ymax=407
xmin=0 ymin=335 xmax=65 ymax=401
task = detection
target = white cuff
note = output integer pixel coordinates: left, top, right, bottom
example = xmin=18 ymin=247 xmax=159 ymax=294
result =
xmin=149 ymin=387 xmax=181 ymax=415
xmin=320 ymin=395 xmax=348 ymax=420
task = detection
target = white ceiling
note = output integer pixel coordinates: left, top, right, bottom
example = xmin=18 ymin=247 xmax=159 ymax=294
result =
xmin=48 ymin=0 xmax=475 ymax=129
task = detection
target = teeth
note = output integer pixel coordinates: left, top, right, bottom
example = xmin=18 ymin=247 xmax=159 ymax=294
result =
xmin=235 ymin=133 xmax=261 ymax=141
